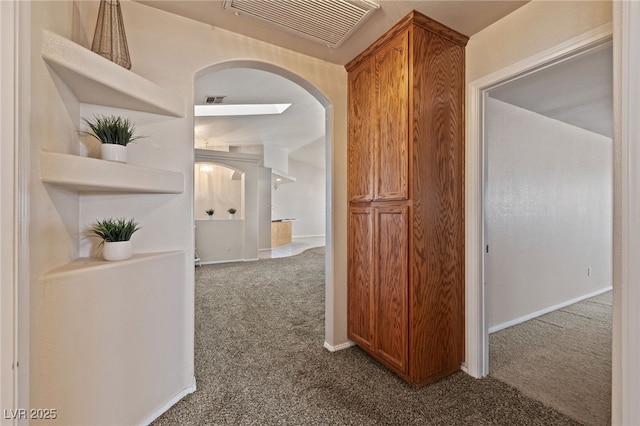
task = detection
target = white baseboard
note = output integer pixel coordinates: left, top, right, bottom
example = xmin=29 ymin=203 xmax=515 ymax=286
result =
xmin=293 ymin=234 xmax=325 ymax=239
xmin=200 ymin=258 xmax=258 ymax=265
xmin=323 ymin=340 xmax=355 ymax=352
xmin=140 ymin=377 xmax=196 ymax=426
xmin=489 ymin=286 xmax=613 ymax=334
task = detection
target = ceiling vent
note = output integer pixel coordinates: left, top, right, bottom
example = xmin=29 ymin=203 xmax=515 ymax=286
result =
xmin=204 ymin=95 xmax=226 ymax=104
xmin=222 ymin=0 xmax=380 ymax=48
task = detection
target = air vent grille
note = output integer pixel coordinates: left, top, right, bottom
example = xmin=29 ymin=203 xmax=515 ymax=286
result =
xmin=222 ymin=0 xmax=379 ymax=48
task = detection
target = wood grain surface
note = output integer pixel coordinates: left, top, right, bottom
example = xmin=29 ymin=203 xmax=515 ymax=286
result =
xmin=348 ymin=59 xmax=375 ymax=202
xmin=347 ymin=207 xmax=375 ymax=350
xmin=375 ymin=205 xmax=409 ymax=373
xmin=346 ymin=10 xmax=465 ymax=387
xmin=375 ymin=32 xmax=409 ymax=201
xmin=409 ymin=25 xmax=465 ymax=384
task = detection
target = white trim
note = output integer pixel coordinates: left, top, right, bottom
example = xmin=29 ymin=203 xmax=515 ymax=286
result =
xmin=199 ymin=258 xmax=258 ymax=265
xmin=0 ymin=2 xmax=18 ymax=422
xmin=138 ymin=378 xmax=196 ymax=426
xmin=292 ymin=234 xmax=326 ymax=239
xmin=323 ymin=340 xmax=355 ymax=352
xmin=465 ymin=23 xmax=613 ymax=380
xmin=615 ymin=2 xmax=640 ymax=424
xmin=488 ymin=287 xmax=612 ymax=334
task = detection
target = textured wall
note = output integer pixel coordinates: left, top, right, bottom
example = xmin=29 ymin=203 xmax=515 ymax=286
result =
xmin=486 ymin=97 xmax=612 ymax=330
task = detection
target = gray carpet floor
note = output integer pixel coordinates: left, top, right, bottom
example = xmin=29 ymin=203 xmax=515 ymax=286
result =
xmin=490 ymin=291 xmax=612 ymax=426
xmin=153 ymin=248 xmax=581 ymax=425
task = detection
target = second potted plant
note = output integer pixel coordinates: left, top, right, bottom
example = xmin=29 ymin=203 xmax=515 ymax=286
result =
xmin=83 ymin=114 xmax=143 ymax=163
xmin=206 ymin=209 xmax=214 ymax=219
xmin=228 ymin=208 xmax=237 ymax=219
xmin=90 ymin=217 xmax=140 ymax=261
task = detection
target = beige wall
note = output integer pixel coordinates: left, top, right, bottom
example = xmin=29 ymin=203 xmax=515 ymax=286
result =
xmin=26 ymin=0 xmax=347 ymax=423
xmin=467 ymin=0 xmax=612 ymax=82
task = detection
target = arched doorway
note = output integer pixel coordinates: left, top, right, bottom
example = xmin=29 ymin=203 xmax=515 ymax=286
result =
xmin=192 ymin=60 xmax=335 ymax=341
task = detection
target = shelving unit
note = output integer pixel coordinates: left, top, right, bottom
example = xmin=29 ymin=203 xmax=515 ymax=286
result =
xmin=41 ymin=151 xmax=184 ymax=194
xmin=39 ymin=30 xmax=187 ymax=269
xmin=34 ymin=26 xmax=192 ymax=426
xmin=42 ymin=30 xmax=184 ymax=117
xmin=41 ymin=251 xmax=185 ymax=281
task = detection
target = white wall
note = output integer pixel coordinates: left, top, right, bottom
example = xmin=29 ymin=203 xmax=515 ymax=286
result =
xmin=258 ymin=167 xmax=272 ymax=249
xmin=194 ymin=163 xmax=243 ymax=221
xmin=23 ymin=0 xmax=347 ymax=423
xmin=465 ymin=0 xmax=613 ymax=378
xmin=195 ymin=219 xmax=245 ymax=263
xmin=486 ymin=97 xmax=612 ymax=330
xmin=27 ymin=2 xmax=196 ymax=423
xmin=272 ymin=159 xmax=325 ymax=237
xmin=194 ymin=150 xmax=260 ymax=262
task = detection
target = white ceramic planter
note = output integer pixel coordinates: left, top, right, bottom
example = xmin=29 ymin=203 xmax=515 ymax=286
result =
xmin=229 ymin=213 xmax=235 ymax=219
xmin=101 ymin=143 xmax=127 ymax=163
xmin=207 ymin=215 xmax=214 ymax=220
xmin=102 ymin=240 xmax=133 ymax=261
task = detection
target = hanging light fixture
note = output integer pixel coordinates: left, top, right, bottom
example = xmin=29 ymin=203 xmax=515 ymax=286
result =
xmin=91 ymin=0 xmax=132 ymax=69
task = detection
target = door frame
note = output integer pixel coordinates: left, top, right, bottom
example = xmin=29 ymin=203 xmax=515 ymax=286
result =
xmin=464 ymin=22 xmax=613 ymax=378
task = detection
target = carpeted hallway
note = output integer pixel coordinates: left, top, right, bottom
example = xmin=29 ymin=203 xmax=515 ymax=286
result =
xmin=153 ymin=248 xmax=580 ymax=425
xmin=490 ymin=291 xmax=612 ymax=426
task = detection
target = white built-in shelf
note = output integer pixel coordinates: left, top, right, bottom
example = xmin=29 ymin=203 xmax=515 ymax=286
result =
xmin=41 ymin=30 xmax=185 ymax=117
xmin=41 ymin=251 xmax=184 ymax=282
xmin=41 ymin=151 xmax=184 ymax=194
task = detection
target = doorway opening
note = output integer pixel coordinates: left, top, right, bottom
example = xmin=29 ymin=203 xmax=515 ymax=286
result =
xmin=466 ymin=25 xmax=613 ymax=425
xmin=193 ymin=62 xmax=329 ymax=264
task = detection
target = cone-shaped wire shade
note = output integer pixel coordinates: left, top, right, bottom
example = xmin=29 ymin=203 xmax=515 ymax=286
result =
xmin=91 ymin=0 xmax=131 ymax=70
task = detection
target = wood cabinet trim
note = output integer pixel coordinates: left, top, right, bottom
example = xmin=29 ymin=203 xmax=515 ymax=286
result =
xmin=347 ymin=11 xmax=465 ymax=388
xmin=345 ymin=10 xmax=468 ymax=72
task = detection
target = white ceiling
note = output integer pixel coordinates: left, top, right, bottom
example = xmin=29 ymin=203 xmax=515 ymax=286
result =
xmin=489 ymin=41 xmax=613 ymax=138
xmin=136 ymin=1 xmax=529 ymax=66
xmin=194 ymin=68 xmax=326 ymax=168
xmin=140 ymin=1 xmax=613 ymax=171
xmin=176 ymin=0 xmax=529 ymax=170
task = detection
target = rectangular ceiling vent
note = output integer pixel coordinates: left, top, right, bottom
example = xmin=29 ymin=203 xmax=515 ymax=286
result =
xmin=222 ymin=0 xmax=380 ymax=48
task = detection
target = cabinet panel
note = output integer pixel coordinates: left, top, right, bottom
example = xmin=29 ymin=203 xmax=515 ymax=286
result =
xmin=375 ymin=32 xmax=409 ymax=201
xmin=347 ymin=60 xmax=376 ymax=202
xmin=347 ymin=207 xmax=375 ymax=349
xmin=375 ymin=205 xmax=408 ymax=373
xmin=410 ymin=27 xmax=466 ymax=380
xmin=346 ymin=11 xmax=467 ymax=387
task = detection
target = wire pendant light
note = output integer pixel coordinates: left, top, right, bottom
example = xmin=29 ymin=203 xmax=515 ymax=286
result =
xmin=91 ymin=0 xmax=132 ymax=70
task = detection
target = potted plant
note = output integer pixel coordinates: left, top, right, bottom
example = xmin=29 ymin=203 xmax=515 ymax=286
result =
xmin=206 ymin=208 xmax=214 ymax=219
xmin=228 ymin=208 xmax=237 ymax=219
xmin=83 ymin=115 xmax=143 ymax=163
xmin=89 ymin=217 xmax=140 ymax=261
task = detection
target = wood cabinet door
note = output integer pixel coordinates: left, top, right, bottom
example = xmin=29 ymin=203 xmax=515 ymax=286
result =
xmin=374 ymin=204 xmax=408 ymax=373
xmin=375 ymin=32 xmax=409 ymax=201
xmin=347 ymin=59 xmax=376 ymax=202
xmin=347 ymin=206 xmax=375 ymax=349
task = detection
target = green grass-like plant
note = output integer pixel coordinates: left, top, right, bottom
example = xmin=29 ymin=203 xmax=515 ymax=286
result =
xmin=206 ymin=209 xmax=214 ymax=216
xmin=83 ymin=115 xmax=143 ymax=146
xmin=90 ymin=218 xmax=140 ymax=245
xmin=227 ymin=208 xmax=237 ymax=214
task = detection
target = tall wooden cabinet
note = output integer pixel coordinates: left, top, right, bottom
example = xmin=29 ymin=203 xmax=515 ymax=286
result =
xmin=346 ymin=11 xmax=468 ymax=387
